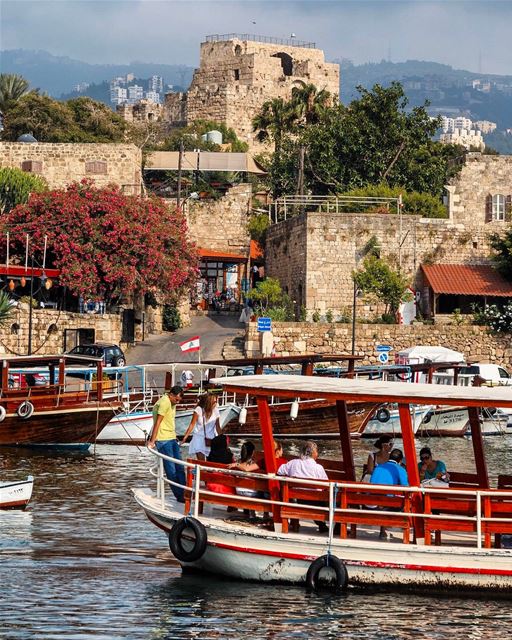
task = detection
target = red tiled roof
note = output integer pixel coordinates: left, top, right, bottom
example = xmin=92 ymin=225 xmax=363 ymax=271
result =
xmin=421 ymin=264 xmax=512 ymax=297
xmin=197 ymin=247 xmax=247 ymax=262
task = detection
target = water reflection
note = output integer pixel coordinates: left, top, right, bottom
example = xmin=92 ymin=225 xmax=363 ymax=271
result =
xmin=0 ymin=439 xmax=511 ymax=638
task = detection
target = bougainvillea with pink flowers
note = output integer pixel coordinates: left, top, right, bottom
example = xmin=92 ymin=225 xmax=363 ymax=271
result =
xmin=2 ymin=180 xmax=198 ymax=303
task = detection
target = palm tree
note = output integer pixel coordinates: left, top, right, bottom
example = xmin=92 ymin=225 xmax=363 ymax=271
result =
xmin=291 ymin=81 xmax=332 ymax=125
xmin=252 ymin=97 xmax=298 ymax=155
xmin=0 ymin=74 xmax=31 ymax=117
xmin=0 ymin=291 xmax=14 ymax=326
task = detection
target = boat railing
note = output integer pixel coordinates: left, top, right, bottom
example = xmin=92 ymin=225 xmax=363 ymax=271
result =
xmin=148 ymin=448 xmax=512 ymax=550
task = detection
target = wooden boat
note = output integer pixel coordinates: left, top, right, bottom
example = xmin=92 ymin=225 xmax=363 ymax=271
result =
xmin=134 ymin=375 xmax=512 ymax=594
xmin=0 ymin=355 xmax=121 ymax=449
xmin=361 ymin=403 xmax=431 ymax=437
xmin=0 ymin=476 xmax=34 ymax=509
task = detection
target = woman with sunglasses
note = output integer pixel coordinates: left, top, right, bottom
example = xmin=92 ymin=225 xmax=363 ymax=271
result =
xmin=361 ymin=435 xmax=394 ymax=482
xmin=418 ymin=446 xmax=449 ymax=483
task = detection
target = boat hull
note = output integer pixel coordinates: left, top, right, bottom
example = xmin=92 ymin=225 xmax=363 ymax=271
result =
xmin=0 ymin=405 xmax=115 ymax=448
xmin=0 ymin=477 xmax=34 ymax=509
xmin=417 ymin=407 xmax=469 ymax=437
xmin=362 ymin=406 xmax=429 ymax=437
xmin=224 ymin=400 xmax=377 ymax=439
xmin=134 ymin=489 xmax=512 ymax=593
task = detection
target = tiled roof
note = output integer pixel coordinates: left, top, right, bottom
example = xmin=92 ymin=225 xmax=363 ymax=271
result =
xmin=421 ymin=264 xmax=512 ymax=297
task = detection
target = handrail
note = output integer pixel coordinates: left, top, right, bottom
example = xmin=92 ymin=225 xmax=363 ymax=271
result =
xmin=147 ymin=448 xmax=512 ymax=548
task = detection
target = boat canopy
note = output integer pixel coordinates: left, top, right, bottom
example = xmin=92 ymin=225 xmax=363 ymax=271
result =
xmin=397 ymin=345 xmax=464 ymax=363
xmin=209 ymin=374 xmax=512 ymax=409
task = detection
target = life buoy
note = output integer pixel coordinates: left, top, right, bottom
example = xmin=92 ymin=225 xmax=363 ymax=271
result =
xmin=305 ymin=554 xmax=348 ymax=592
xmin=422 ymin=411 xmax=432 ymax=424
xmin=0 ymin=405 xmax=6 ymax=422
xmin=17 ymin=401 xmax=34 ymax=419
xmin=376 ymin=408 xmax=391 ymax=423
xmin=168 ymin=517 xmax=207 ymax=562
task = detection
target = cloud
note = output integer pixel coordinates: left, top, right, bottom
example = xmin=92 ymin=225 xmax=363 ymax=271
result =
xmin=1 ymin=0 xmax=511 ymax=74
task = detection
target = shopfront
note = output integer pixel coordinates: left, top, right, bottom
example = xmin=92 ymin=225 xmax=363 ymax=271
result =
xmin=193 ymin=249 xmax=248 ymax=311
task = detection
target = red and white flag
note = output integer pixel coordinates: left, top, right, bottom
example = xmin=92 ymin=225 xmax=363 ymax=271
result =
xmin=180 ymin=336 xmax=200 ymax=353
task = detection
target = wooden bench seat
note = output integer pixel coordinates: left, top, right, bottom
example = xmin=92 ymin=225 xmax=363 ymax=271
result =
xmin=423 ymin=490 xmax=478 ymax=545
xmin=484 ymin=476 xmax=512 ymax=548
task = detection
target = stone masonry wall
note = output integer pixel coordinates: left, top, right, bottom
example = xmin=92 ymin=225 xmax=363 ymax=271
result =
xmin=246 ymin=321 xmax=512 ymax=368
xmin=171 ymin=38 xmax=339 ymax=149
xmin=179 ymin=183 xmax=252 ymax=254
xmin=0 ymin=143 xmax=142 ymax=193
xmin=0 ymin=305 xmax=122 ymax=356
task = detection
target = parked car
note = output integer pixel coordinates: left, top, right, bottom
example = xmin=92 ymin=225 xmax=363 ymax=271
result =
xmin=67 ymin=343 xmax=126 ymax=367
xmin=459 ymin=363 xmax=512 ymax=386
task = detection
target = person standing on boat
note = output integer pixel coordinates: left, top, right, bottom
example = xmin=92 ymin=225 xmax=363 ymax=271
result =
xmin=418 ymin=447 xmax=449 ymax=483
xmin=181 ymin=392 xmax=221 ymax=460
xmin=180 ymin=369 xmax=195 ymax=389
xmin=148 ymin=385 xmax=186 ymax=503
xmin=370 ymin=448 xmax=408 ymax=540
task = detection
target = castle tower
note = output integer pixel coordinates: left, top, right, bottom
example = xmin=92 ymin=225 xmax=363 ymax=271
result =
xmin=164 ymin=35 xmax=340 ymax=148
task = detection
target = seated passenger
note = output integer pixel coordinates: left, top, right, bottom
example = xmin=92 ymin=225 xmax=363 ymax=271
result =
xmin=205 ymin=435 xmax=235 ymax=496
xmin=418 ymin=447 xmax=449 ymax=483
xmin=370 ymin=448 xmax=408 ymax=540
xmin=229 ymin=441 xmax=262 ymax=499
xmin=362 ymin=435 xmax=393 ymax=481
xmin=257 ymin=440 xmax=287 ymax=472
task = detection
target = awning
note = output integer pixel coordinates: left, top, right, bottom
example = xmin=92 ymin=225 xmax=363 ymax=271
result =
xmin=0 ymin=265 xmax=61 ymax=278
xmin=421 ymin=264 xmax=512 ymax=297
xmin=198 ymin=247 xmax=247 ymax=263
xmin=145 ymin=151 xmax=267 ymax=174
xmin=250 ymin=239 xmax=264 ymax=261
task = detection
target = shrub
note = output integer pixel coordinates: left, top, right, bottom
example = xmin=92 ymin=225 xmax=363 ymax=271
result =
xmin=163 ymin=305 xmax=181 ymax=332
xmin=325 ymin=309 xmax=334 ymax=323
xmin=312 ymin=309 xmax=320 ymax=322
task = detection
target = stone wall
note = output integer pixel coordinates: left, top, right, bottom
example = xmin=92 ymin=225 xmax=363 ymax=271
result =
xmin=0 ymin=142 xmax=142 ymax=193
xmin=164 ymin=37 xmax=339 ymax=149
xmin=246 ymin=321 xmax=512 ymax=367
xmin=0 ymin=305 xmax=122 ymax=356
xmin=180 ymin=183 xmax=252 ymax=254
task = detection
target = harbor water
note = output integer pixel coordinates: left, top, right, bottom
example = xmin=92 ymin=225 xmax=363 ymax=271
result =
xmin=1 ymin=436 xmax=512 ymax=639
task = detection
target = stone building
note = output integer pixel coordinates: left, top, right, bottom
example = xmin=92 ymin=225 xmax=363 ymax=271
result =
xmin=0 ymin=142 xmax=142 ymax=194
xmin=116 ymin=100 xmax=163 ymax=124
xmin=266 ymin=153 xmax=512 ymax=319
xmin=163 ymin=34 xmax=339 ymax=148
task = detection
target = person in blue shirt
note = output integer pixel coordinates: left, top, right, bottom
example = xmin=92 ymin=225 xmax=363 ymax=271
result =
xmin=370 ymin=448 xmax=409 ymax=539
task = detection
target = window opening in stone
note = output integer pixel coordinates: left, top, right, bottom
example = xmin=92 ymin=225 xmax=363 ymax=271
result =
xmin=492 ymin=194 xmax=506 ymax=221
xmin=10 ymin=323 xmax=19 ymax=335
xmin=234 ymin=69 xmax=240 ymax=81
xmin=234 ymin=44 xmax=242 ymax=56
xmin=85 ymin=160 xmax=108 ymax=175
xmin=272 ymin=52 xmax=293 ymax=76
xmin=47 ymin=323 xmax=58 ymax=335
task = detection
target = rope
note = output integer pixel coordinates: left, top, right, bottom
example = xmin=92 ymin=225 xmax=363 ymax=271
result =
xmin=326 ymin=482 xmax=340 ymax=565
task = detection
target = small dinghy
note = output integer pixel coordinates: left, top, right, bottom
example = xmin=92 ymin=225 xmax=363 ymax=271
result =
xmin=0 ymin=476 xmax=34 ymax=509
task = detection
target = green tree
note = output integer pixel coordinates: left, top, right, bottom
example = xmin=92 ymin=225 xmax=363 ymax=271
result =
xmin=0 ymin=291 xmax=14 ymax=325
xmin=247 ymin=213 xmax=270 ymax=244
xmin=252 ymin=98 xmax=298 ymax=155
xmin=159 ymin=119 xmax=248 ymax=152
xmin=353 ymin=255 xmax=412 ymax=318
xmin=66 ymin=97 xmax=127 ymax=142
xmin=0 ymin=167 xmax=48 ymax=214
xmin=249 ymin=277 xmax=293 ymax=321
xmin=291 ymin=81 xmax=332 ymax=125
xmin=490 ymin=229 xmax=512 ymax=281
xmin=0 ymin=74 xmax=32 ymax=116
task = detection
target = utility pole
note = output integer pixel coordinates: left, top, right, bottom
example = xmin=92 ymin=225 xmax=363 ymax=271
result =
xmin=27 ymin=254 xmax=34 ymax=356
xmin=176 ymin=139 xmax=184 ymax=210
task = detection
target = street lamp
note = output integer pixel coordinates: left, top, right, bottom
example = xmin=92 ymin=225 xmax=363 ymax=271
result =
xmin=351 ymin=281 xmax=362 ymax=356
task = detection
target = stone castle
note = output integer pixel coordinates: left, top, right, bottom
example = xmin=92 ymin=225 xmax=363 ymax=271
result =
xmin=121 ymin=35 xmax=339 ymax=148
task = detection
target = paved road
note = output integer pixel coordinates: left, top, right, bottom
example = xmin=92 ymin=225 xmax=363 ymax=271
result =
xmin=126 ymin=314 xmax=244 ymax=365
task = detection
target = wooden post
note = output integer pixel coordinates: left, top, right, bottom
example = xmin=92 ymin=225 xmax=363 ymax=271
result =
xmin=398 ymin=403 xmax=423 ymax=538
xmin=347 ymin=357 xmax=356 ymax=379
xmin=257 ymin=397 xmax=281 ymax=525
xmin=336 ymin=400 xmax=355 ymax=480
xmin=58 ymin=358 xmax=65 ymax=388
xmin=468 ymin=407 xmax=489 ymax=488
xmin=1 ymin=360 xmax=8 ymax=390
xmin=301 ymin=360 xmax=313 ymax=376
xmin=96 ymin=360 xmax=103 ymax=401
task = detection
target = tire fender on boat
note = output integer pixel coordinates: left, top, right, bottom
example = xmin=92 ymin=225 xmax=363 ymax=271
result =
xmin=423 ymin=411 xmax=432 ymax=424
xmin=16 ymin=401 xmax=34 ymax=419
xmin=376 ymin=408 xmax=390 ymax=423
xmin=168 ymin=517 xmax=207 ymax=562
xmin=0 ymin=405 xmax=6 ymax=422
xmin=306 ymin=554 xmax=348 ymax=592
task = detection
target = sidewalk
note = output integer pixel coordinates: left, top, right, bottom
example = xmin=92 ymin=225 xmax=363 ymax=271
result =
xmin=126 ymin=314 xmax=244 ymax=365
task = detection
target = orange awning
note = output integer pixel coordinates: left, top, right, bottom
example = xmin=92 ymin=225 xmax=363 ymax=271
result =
xmin=198 ymin=248 xmax=247 ymax=263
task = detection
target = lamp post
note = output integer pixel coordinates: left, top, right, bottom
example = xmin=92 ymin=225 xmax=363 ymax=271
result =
xmin=27 ymin=254 xmax=34 ymax=356
xmin=351 ymin=280 xmax=358 ymax=356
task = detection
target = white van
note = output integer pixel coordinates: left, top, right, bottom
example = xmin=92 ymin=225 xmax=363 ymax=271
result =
xmin=459 ymin=363 xmax=512 ymax=386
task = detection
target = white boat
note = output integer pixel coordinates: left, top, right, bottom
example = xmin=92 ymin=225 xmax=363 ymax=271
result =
xmin=417 ymin=406 xmax=469 ymax=437
xmin=0 ymin=476 xmax=34 ymax=509
xmin=133 ymin=375 xmax=512 ymax=594
xmin=362 ymin=404 xmax=430 ymax=437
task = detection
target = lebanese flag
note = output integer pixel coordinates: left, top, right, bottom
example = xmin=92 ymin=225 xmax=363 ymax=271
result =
xmin=180 ymin=336 xmax=201 ymax=353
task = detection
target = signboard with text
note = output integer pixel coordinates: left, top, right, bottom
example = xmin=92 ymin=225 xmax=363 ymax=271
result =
xmin=257 ymin=317 xmax=272 ymax=332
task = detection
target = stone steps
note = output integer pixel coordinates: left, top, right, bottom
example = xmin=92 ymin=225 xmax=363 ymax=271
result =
xmin=222 ymin=334 xmax=246 ymax=359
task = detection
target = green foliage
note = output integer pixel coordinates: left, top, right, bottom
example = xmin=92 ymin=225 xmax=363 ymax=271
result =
xmin=490 ymin=230 xmax=512 ymax=281
xmin=257 ymin=82 xmax=461 ymax=199
xmin=249 ymin=277 xmax=294 ymax=320
xmin=162 ymin=305 xmax=181 ymax=332
xmin=299 ymin=305 xmax=307 ymax=322
xmin=353 ymin=255 xmax=412 ymax=317
xmin=0 ymin=291 xmax=14 ymax=325
xmin=159 ymin=119 xmax=248 ymax=152
xmin=247 ymin=213 xmax=270 ymax=244
xmin=472 ymin=303 xmax=512 ymax=333
xmin=0 ymin=74 xmax=32 ymax=116
xmin=451 ymin=308 xmax=465 ymax=325
xmin=0 ymin=167 xmax=47 ymax=214
xmin=311 ymin=309 xmax=321 ymax=322
xmin=336 ymin=184 xmax=447 ymax=218
xmin=1 ymin=93 xmax=128 ymax=142
xmin=325 ymin=309 xmax=334 ymax=323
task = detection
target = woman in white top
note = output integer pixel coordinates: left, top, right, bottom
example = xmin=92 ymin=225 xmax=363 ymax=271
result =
xmin=181 ymin=392 xmax=221 ymax=460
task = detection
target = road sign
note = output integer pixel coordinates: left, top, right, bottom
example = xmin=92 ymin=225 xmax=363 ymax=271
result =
xmin=257 ymin=317 xmax=272 ymax=332
xmin=376 ymin=345 xmax=392 ymax=352
xmin=378 ymin=352 xmax=389 ymax=364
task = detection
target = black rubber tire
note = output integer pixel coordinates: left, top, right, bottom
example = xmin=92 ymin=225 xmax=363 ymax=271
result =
xmin=168 ymin=517 xmax=207 ymax=563
xmin=17 ymin=400 xmax=34 ymax=419
xmin=306 ymin=554 xmax=348 ymax=592
xmin=113 ymin=357 xmax=126 ymax=367
xmin=422 ymin=411 xmax=432 ymax=424
xmin=0 ymin=405 xmax=6 ymax=422
xmin=376 ymin=408 xmax=391 ymax=423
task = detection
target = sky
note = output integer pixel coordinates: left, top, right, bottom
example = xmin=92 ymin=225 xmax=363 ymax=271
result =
xmin=1 ymin=0 xmax=511 ymax=75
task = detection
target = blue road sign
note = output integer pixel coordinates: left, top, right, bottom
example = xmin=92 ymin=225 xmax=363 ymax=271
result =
xmin=376 ymin=345 xmax=392 ymax=352
xmin=378 ymin=352 xmax=389 ymax=364
xmin=257 ymin=317 xmax=272 ymax=332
